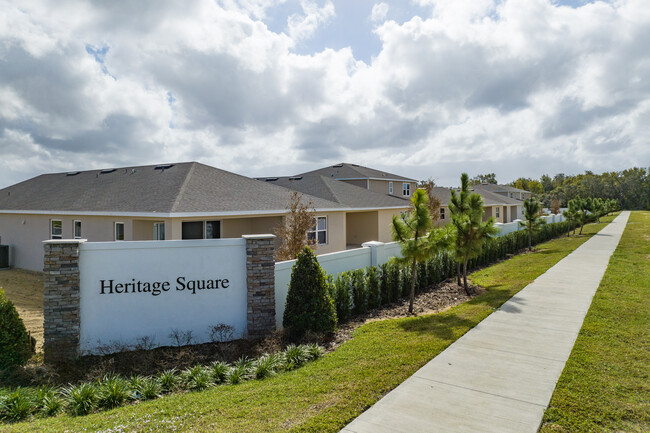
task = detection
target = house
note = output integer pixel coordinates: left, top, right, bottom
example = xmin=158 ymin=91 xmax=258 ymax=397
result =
xmin=471 ymin=183 xmax=532 ymax=201
xmin=0 ymin=162 xmax=411 ymax=271
xmin=428 ymin=186 xmax=524 ymax=225
xmin=296 ymin=163 xmax=418 ymax=199
xmin=257 ymin=174 xmax=411 ymax=248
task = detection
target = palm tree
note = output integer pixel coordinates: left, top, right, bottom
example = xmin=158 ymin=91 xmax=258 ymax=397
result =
xmin=520 ymin=198 xmax=545 ymax=250
xmin=392 ymin=189 xmax=453 ymax=313
xmin=450 ymin=177 xmax=498 ymax=295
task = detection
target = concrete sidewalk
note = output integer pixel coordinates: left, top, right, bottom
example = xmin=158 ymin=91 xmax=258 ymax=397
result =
xmin=341 ymin=211 xmax=630 ymax=433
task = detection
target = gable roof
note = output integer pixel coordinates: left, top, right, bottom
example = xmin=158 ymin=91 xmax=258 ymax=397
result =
xmin=472 ymin=183 xmax=531 ymax=194
xmin=0 ymin=162 xmax=346 ymax=215
xmin=428 ymin=186 xmax=524 ymax=207
xmin=258 ymin=175 xmax=412 ymax=209
xmin=297 ymin=163 xmax=417 ymax=182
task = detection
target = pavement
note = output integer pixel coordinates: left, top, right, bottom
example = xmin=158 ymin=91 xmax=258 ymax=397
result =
xmin=341 ymin=211 xmax=631 ymax=433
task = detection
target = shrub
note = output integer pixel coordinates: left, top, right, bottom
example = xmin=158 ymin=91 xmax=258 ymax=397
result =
xmin=226 ymin=364 xmax=249 ymax=385
xmin=0 ymin=387 xmax=34 ymax=422
xmin=181 ymin=366 xmax=212 ymax=391
xmin=283 ymin=344 xmax=309 ymax=370
xmin=351 ymin=269 xmax=368 ymax=315
xmin=304 ymin=343 xmax=325 ymax=361
xmin=157 ymin=369 xmax=179 ymax=393
xmin=63 ymin=382 xmax=99 ymax=416
xmin=98 ymin=374 xmax=132 ymax=409
xmin=134 ymin=377 xmax=161 ymax=401
xmin=366 ymin=266 xmax=381 ymax=309
xmin=253 ymin=354 xmax=282 ymax=380
xmin=209 ymin=361 xmax=230 ymax=384
xmin=332 ymin=273 xmax=352 ymax=322
xmin=283 ymin=247 xmax=337 ymax=337
xmin=0 ymin=288 xmax=32 ymax=369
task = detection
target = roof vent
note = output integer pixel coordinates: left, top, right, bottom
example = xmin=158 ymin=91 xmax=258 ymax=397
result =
xmin=155 ymin=164 xmax=174 ymax=170
xmin=265 ymin=177 xmax=278 ymax=182
xmin=289 ymin=176 xmax=302 ymax=181
xmin=66 ymin=171 xmax=80 ymax=176
xmin=333 ymin=164 xmax=343 ymax=168
xmin=100 ymin=168 xmax=116 ymax=174
xmin=351 ymin=164 xmax=359 ymax=167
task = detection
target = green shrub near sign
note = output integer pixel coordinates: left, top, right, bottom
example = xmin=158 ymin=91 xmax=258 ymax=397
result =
xmin=0 ymin=288 xmax=32 ymax=370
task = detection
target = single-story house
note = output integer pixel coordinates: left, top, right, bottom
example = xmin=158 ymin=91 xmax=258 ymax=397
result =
xmin=428 ymin=186 xmax=524 ymax=225
xmin=296 ymin=163 xmax=418 ymax=199
xmin=0 ymin=162 xmax=412 ymax=271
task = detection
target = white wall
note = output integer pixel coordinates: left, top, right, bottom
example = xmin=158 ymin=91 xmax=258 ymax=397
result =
xmin=78 ymin=238 xmax=247 ymax=354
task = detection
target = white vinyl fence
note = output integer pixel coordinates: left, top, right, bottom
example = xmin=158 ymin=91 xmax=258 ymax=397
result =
xmin=274 ymin=213 xmax=566 ymax=327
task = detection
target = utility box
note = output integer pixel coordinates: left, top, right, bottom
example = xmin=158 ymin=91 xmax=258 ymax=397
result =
xmin=0 ymin=245 xmax=9 ymax=269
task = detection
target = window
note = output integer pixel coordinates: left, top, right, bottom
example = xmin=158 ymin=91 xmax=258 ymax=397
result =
xmin=181 ymin=221 xmax=221 ymax=240
xmin=402 ymin=182 xmax=411 ymax=197
xmin=495 ymin=207 xmax=500 ymax=218
xmin=205 ymin=221 xmax=220 ymax=239
xmin=440 ymin=208 xmax=445 ymax=220
xmin=307 ymin=216 xmax=327 ymax=245
xmin=50 ymin=220 xmax=62 ymax=239
xmin=73 ymin=220 xmax=82 ymax=239
xmin=114 ymin=222 xmax=125 ymax=241
xmin=153 ymin=222 xmax=165 ymax=240
xmin=389 ymin=181 xmax=393 ymax=194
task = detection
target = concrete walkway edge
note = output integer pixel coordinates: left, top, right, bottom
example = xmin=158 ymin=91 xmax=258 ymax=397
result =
xmin=341 ymin=212 xmax=631 ymax=433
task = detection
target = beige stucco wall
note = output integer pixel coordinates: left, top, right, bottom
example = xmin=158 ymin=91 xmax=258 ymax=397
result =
xmin=368 ymin=179 xmax=416 ymax=198
xmin=345 ymin=211 xmax=378 ymax=246
xmin=310 ymin=211 xmax=345 ymax=255
xmin=377 ymin=208 xmax=405 ymax=242
xmin=221 ymin=216 xmax=282 ymax=238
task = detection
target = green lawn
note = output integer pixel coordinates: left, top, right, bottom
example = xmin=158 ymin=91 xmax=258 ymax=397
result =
xmin=1 ymin=215 xmax=617 ymax=433
xmin=540 ymin=211 xmax=650 ymax=433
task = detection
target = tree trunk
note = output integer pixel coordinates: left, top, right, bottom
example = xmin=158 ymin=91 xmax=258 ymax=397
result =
xmin=463 ymin=257 xmax=471 ymax=296
xmin=579 ymin=223 xmax=584 ymax=235
xmin=528 ymin=228 xmax=532 ymax=251
xmin=409 ymin=257 xmax=417 ymax=314
xmin=567 ymin=223 xmax=570 ymax=237
xmin=456 ymin=262 xmax=461 ymax=286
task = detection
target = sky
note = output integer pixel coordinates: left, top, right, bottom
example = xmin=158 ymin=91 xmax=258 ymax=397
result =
xmin=1 ymin=0 xmax=649 ymax=188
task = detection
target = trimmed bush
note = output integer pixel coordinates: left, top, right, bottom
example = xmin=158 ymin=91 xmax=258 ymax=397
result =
xmin=0 ymin=288 xmax=32 ymax=369
xmin=366 ymin=266 xmax=381 ymax=309
xmin=283 ymin=247 xmax=337 ymax=337
xmin=351 ymin=269 xmax=368 ymax=315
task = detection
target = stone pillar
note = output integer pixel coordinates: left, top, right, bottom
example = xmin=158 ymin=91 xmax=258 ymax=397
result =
xmin=43 ymin=239 xmax=85 ymax=363
xmin=243 ymin=234 xmax=276 ymax=339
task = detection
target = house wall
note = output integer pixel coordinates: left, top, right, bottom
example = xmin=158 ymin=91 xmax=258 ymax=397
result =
xmin=339 ymin=179 xmax=368 ymax=189
xmin=312 ymin=211 xmax=346 ymax=255
xmin=345 ymin=211 xmax=379 ymax=246
xmin=377 ymin=208 xmax=404 ymax=242
xmin=369 ymin=179 xmax=417 ymax=198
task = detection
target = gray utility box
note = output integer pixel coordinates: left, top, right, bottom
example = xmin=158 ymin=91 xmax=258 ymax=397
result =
xmin=0 ymin=245 xmax=9 ymax=269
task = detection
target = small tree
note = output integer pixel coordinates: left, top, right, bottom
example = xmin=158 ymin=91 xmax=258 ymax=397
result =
xmin=563 ymin=200 xmax=580 ymax=237
xmin=0 ymin=288 xmax=32 ymax=369
xmin=520 ymin=198 xmax=546 ymax=251
xmin=418 ymin=178 xmax=442 ymax=224
xmin=275 ymin=192 xmax=316 ymax=261
xmin=449 ymin=173 xmax=472 ymax=285
xmin=391 ymin=189 xmax=453 ymax=313
xmin=550 ymin=197 xmax=561 ymax=215
xmin=283 ymin=247 xmax=337 ymax=337
xmin=450 ymin=174 xmax=498 ymax=295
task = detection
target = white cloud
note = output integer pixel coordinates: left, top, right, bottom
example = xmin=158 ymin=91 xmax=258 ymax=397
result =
xmin=0 ymin=0 xmax=648 ymax=189
xmin=371 ymin=3 xmax=389 ymax=22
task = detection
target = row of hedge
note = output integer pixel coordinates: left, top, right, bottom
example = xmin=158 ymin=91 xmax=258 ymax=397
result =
xmin=327 ymin=220 xmax=572 ymax=322
xmin=0 ymin=343 xmax=323 ymax=423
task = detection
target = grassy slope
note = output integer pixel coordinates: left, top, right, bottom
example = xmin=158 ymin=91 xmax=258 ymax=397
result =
xmin=540 ymin=211 xmax=650 ymax=433
xmin=1 ymin=215 xmax=617 ymax=433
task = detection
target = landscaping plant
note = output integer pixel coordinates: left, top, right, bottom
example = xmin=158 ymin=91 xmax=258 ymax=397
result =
xmin=520 ymin=198 xmax=546 ymax=250
xmin=0 ymin=288 xmax=32 ymax=369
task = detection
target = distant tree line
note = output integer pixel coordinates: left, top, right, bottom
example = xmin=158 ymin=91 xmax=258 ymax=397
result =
xmin=509 ymin=167 xmax=650 ymax=210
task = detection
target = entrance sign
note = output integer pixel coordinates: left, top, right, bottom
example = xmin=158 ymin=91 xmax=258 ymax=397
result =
xmin=78 ymin=239 xmax=247 ymax=354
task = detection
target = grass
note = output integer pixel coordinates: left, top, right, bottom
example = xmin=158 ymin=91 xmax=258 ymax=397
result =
xmin=0 ymin=215 xmax=617 ymax=432
xmin=540 ymin=211 xmax=650 ymax=433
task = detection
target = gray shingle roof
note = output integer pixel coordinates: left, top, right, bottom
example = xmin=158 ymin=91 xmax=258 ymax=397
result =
xmin=259 ymin=175 xmax=412 ymax=208
xmin=472 ymin=183 xmax=531 ymax=194
xmin=297 ymin=163 xmax=417 ymax=182
xmin=0 ymin=162 xmax=345 ymax=214
xmin=428 ymin=186 xmax=524 ymax=206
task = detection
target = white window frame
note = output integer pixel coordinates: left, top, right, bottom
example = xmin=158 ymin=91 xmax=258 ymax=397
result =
xmin=73 ymin=220 xmax=82 ymax=239
xmin=389 ymin=181 xmax=393 ymax=194
xmin=440 ymin=208 xmax=445 ymax=220
xmin=50 ymin=219 xmax=62 ymax=240
xmin=307 ymin=216 xmax=327 ymax=245
xmin=402 ymin=182 xmax=411 ymax=197
xmin=153 ymin=222 xmax=165 ymax=240
xmin=114 ymin=222 xmax=125 ymax=241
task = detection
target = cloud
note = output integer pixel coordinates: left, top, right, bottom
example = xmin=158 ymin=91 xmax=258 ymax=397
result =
xmin=0 ymin=0 xmax=648 ymax=189
xmin=371 ymin=3 xmax=389 ymax=22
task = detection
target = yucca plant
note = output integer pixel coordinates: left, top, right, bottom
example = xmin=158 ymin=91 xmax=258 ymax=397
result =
xmin=304 ymin=343 xmax=325 ymax=361
xmin=226 ymin=364 xmax=250 ymax=385
xmin=34 ymin=386 xmax=63 ymax=417
xmin=209 ymin=361 xmax=230 ymax=384
xmin=0 ymin=387 xmax=34 ymax=422
xmin=134 ymin=377 xmax=161 ymax=401
xmin=98 ymin=374 xmax=133 ymax=409
xmin=253 ymin=354 xmax=282 ymax=380
xmin=63 ymin=382 xmax=99 ymax=416
xmin=283 ymin=344 xmax=309 ymax=370
xmin=182 ymin=366 xmax=212 ymax=391
xmin=157 ymin=369 xmax=179 ymax=393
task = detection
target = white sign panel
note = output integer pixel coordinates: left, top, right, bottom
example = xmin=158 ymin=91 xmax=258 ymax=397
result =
xmin=78 ymin=239 xmax=247 ymax=354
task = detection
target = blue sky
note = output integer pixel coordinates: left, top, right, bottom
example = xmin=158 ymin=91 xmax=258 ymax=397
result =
xmin=0 ymin=0 xmax=648 ymax=188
